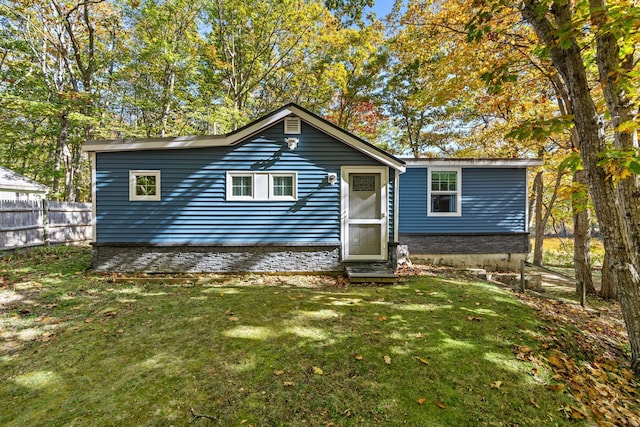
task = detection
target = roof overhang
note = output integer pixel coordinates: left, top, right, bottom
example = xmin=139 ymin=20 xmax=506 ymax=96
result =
xmin=0 ymin=185 xmax=48 ymax=193
xmin=82 ymin=104 xmax=406 ymax=172
xmin=403 ymin=158 xmax=543 ymax=168
xmin=0 ymin=167 xmax=49 ymax=193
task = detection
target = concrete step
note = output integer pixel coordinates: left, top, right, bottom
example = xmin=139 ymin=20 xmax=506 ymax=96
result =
xmin=345 ymin=265 xmax=397 ymax=283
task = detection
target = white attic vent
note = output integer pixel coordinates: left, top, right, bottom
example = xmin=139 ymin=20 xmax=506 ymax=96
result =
xmin=284 ymin=116 xmax=301 ymax=134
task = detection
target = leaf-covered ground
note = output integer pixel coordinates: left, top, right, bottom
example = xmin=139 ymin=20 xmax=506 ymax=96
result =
xmin=1 ymin=246 xmax=638 ymax=426
xmin=515 ymin=293 xmax=639 ymax=426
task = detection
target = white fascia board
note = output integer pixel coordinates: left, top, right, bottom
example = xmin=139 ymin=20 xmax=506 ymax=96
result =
xmin=286 ymin=106 xmax=406 ymax=172
xmin=403 ymin=159 xmax=543 ymax=168
xmin=225 ymin=109 xmax=295 ymax=146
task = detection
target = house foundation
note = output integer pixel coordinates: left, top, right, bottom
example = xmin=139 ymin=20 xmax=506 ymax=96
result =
xmin=92 ymin=243 xmax=342 ymax=273
xmin=400 ymin=233 xmax=529 ymax=271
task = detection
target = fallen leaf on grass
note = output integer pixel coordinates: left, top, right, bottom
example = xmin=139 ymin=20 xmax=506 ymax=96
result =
xmin=560 ymin=405 xmax=588 ymax=420
xmin=548 ymin=383 xmax=565 ymax=392
xmin=466 ymin=316 xmax=483 ymax=322
xmin=415 ymin=356 xmax=429 ymax=365
xmin=377 ymin=315 xmax=387 ymax=322
xmin=274 ymin=370 xmax=284 ymax=376
xmin=417 ymin=398 xmax=425 ymax=405
xmin=547 ymin=351 xmax=565 ymax=369
xmin=415 ymin=332 xmax=425 ymax=338
xmin=84 ymin=318 xmax=94 ymax=323
xmin=313 ymin=366 xmax=323 ymax=375
xmin=283 ymin=381 xmax=294 ymax=387
xmin=491 ymin=380 xmax=502 ymax=389
xmin=354 ymin=354 xmax=363 ymax=360
xmin=384 ymin=355 xmax=391 ymax=365
xmin=436 ymin=401 xmax=447 ymax=409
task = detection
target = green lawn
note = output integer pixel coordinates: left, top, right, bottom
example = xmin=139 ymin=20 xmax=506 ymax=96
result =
xmin=1 ymin=246 xmax=582 ymax=426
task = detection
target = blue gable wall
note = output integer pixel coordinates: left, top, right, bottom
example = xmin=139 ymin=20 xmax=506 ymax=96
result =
xmin=95 ymin=121 xmax=392 ymax=244
xmin=399 ymin=167 xmax=527 ymax=234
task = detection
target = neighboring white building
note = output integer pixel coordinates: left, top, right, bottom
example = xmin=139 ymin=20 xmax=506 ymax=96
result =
xmin=0 ymin=166 xmax=49 ymax=200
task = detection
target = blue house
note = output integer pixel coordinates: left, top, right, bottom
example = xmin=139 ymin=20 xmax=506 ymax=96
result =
xmin=82 ymin=103 xmax=406 ymax=273
xmin=399 ymin=158 xmax=542 ymax=270
xmin=83 ymin=104 xmax=541 ymax=273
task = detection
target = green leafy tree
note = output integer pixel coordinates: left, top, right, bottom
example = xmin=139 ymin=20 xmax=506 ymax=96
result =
xmin=468 ymin=0 xmax=640 ymax=374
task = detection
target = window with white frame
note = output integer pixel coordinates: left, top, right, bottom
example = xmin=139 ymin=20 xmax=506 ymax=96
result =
xmin=129 ymin=170 xmax=161 ymax=201
xmin=427 ymin=169 xmax=461 ymax=216
xmin=231 ymin=174 xmax=253 ymax=198
xmin=227 ymin=172 xmax=297 ymax=201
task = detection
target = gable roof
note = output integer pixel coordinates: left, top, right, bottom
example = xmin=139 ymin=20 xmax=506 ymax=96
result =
xmin=82 ymin=103 xmax=405 ymax=172
xmin=0 ymin=166 xmax=49 ymax=194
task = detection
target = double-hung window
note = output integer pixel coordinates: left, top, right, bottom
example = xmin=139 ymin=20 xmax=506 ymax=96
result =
xmin=427 ymin=168 xmax=461 ymax=216
xmin=271 ymin=174 xmax=294 ymax=199
xmin=227 ymin=172 xmax=297 ymax=201
xmin=231 ymin=175 xmax=254 ymax=199
xmin=129 ymin=170 xmax=161 ymax=201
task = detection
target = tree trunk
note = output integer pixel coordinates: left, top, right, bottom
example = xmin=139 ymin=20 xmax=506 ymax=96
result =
xmin=523 ymin=0 xmax=640 ymax=375
xmin=52 ymin=111 xmax=69 ymax=196
xmin=522 ymin=0 xmax=640 ymax=376
xmin=532 ymin=171 xmax=544 ymax=266
xmin=549 ymin=72 xmax=596 ymax=295
xmin=600 ymin=251 xmax=616 ymax=300
xmin=572 ymin=169 xmax=596 ymax=295
xmin=72 ymin=144 xmax=82 ymax=202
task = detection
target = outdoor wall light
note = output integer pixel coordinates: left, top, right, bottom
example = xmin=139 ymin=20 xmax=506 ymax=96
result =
xmin=327 ymin=173 xmax=338 ymax=185
xmin=285 ymin=137 xmax=299 ymax=150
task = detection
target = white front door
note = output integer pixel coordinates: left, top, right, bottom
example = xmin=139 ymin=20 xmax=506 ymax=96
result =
xmin=341 ymin=166 xmax=388 ymax=261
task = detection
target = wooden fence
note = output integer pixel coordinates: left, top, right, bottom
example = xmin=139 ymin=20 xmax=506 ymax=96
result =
xmin=0 ymin=200 xmax=92 ymax=250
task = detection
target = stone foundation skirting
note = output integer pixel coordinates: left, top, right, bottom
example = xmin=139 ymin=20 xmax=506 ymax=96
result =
xmin=399 ymin=233 xmax=529 ymax=254
xmin=92 ymin=244 xmax=342 ymax=273
xmin=399 ymin=233 xmax=530 ymax=271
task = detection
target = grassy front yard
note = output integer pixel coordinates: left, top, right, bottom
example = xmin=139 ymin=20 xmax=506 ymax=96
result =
xmin=0 ymin=247 xmax=592 ymax=426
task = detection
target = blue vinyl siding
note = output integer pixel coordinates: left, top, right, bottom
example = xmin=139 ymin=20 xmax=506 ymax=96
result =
xmin=95 ymin=122 xmax=384 ymax=244
xmin=399 ymin=167 xmax=527 ymax=233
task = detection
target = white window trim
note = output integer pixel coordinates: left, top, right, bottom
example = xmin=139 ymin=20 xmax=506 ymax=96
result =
xmin=226 ymin=171 xmax=297 ymax=201
xmin=269 ymin=173 xmax=298 ymax=201
xmin=227 ymin=173 xmax=255 ymax=200
xmin=129 ymin=170 xmax=161 ymax=201
xmin=427 ymin=168 xmax=461 ymax=217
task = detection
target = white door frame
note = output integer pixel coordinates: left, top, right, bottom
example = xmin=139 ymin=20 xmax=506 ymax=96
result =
xmin=341 ymin=166 xmax=388 ymax=261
